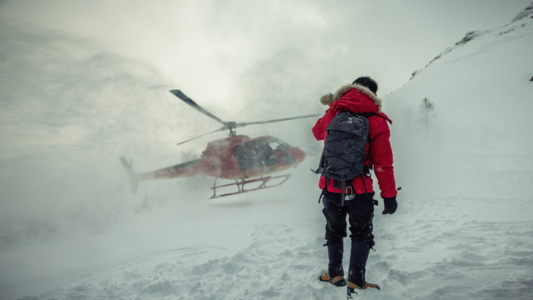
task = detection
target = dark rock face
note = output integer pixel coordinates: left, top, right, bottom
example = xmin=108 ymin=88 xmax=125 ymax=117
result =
xmin=455 ymin=31 xmax=487 ymax=46
xmin=530 ymin=75 xmax=533 ymax=81
xmin=512 ymin=1 xmax=533 ymax=22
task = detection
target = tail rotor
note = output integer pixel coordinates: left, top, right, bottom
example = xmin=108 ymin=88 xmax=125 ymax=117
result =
xmin=120 ymin=156 xmax=139 ymax=193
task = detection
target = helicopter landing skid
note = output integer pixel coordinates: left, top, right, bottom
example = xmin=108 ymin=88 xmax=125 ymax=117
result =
xmin=210 ymin=174 xmax=291 ymax=199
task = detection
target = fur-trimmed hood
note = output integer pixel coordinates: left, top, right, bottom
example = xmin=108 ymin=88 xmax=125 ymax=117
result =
xmin=320 ymin=83 xmax=383 ymax=112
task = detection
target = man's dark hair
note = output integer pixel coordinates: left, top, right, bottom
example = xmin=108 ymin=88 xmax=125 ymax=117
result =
xmin=353 ymin=76 xmax=378 ymax=94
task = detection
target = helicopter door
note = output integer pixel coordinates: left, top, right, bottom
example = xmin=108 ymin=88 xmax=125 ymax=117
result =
xmin=234 ymin=139 xmax=279 ymax=171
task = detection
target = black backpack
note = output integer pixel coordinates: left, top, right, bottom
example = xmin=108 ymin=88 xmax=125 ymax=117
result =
xmin=314 ymin=111 xmax=370 ymax=206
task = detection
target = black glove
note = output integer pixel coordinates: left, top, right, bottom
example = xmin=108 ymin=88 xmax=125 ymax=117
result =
xmin=382 ymin=197 xmax=397 ymax=215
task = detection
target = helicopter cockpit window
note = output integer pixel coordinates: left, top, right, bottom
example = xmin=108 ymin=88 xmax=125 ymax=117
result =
xmin=266 ymin=137 xmax=292 ymax=153
xmin=234 ymin=139 xmax=280 ymax=171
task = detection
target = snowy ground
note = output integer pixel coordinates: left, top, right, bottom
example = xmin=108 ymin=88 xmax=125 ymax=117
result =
xmin=4 ymin=165 xmax=532 ymax=300
xmin=2 ymin=5 xmax=533 ymax=300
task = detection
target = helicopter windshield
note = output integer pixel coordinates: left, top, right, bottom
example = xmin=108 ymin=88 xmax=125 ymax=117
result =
xmin=266 ymin=137 xmax=293 ymax=153
xmin=234 ymin=139 xmax=280 ymax=171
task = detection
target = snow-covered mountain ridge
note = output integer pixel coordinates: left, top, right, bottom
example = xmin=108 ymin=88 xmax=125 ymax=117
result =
xmin=412 ymin=3 xmax=533 ymax=82
xmin=388 ymin=9 xmax=533 ymax=156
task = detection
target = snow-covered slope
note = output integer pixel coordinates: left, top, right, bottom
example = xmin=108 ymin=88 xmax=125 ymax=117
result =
xmin=2 ymin=4 xmax=533 ymax=300
xmin=381 ymin=7 xmax=533 ymax=299
xmin=393 ymin=12 xmax=533 ymax=156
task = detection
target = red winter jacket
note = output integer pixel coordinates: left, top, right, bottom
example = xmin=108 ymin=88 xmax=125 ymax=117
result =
xmin=312 ymin=84 xmax=397 ymax=198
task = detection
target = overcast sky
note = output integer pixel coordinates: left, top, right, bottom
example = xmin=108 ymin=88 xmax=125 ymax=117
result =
xmin=0 ymin=0 xmax=530 ymax=102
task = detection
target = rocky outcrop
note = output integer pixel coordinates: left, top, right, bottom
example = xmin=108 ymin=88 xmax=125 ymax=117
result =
xmin=512 ymin=1 xmax=533 ymax=22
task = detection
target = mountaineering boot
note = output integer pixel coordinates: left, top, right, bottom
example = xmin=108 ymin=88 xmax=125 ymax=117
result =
xmin=319 ymin=243 xmax=346 ymax=286
xmin=346 ymin=267 xmax=380 ymax=298
xmin=348 ymin=241 xmax=370 ymax=286
xmin=346 ymin=241 xmax=379 ymax=297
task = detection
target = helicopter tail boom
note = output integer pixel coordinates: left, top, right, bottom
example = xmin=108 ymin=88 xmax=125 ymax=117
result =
xmin=120 ymin=157 xmax=211 ymax=193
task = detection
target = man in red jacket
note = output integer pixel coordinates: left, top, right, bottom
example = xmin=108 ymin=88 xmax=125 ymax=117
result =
xmin=314 ymin=77 xmax=397 ymax=294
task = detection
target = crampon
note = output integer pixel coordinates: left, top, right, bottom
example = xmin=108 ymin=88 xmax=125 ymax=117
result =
xmin=346 ymin=281 xmax=380 ymax=299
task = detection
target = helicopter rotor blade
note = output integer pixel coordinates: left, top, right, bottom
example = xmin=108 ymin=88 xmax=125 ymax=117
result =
xmin=234 ymin=114 xmax=321 ymax=128
xmin=170 ymin=90 xmax=227 ymax=126
xmin=177 ymin=128 xmax=225 ymax=145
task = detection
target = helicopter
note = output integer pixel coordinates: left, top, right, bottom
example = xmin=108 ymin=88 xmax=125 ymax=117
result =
xmin=120 ymin=89 xmax=320 ymax=198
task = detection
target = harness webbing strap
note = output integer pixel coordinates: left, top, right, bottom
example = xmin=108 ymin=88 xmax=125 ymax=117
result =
xmin=318 ymin=177 xmax=330 ymax=203
xmin=361 ymin=174 xmax=368 ymax=194
xmin=341 ymin=180 xmax=345 ymax=206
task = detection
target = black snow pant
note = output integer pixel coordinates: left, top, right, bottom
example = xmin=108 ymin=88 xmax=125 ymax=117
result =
xmin=322 ymin=191 xmax=375 ymax=286
xmin=322 ymin=191 xmax=375 ymax=246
